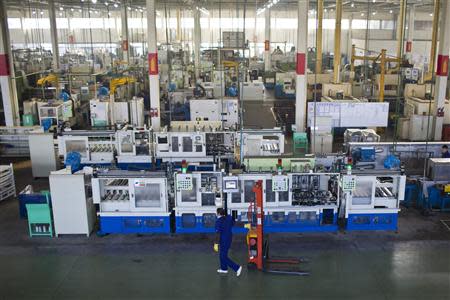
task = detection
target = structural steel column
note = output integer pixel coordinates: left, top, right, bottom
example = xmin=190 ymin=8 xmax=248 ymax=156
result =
xmin=48 ymin=0 xmax=60 ymax=70
xmin=316 ymin=0 xmax=323 ymax=74
xmin=405 ymin=4 xmax=415 ymax=62
xmin=347 ymin=15 xmax=353 ymax=63
xmin=147 ymin=0 xmax=160 ymax=130
xmin=194 ymin=9 xmax=201 ymax=80
xmin=295 ymin=0 xmax=308 ymax=132
xmin=333 ymin=0 xmax=342 ymax=83
xmin=429 ymin=0 xmax=440 ymax=77
xmin=121 ymin=5 xmax=129 ymax=64
xmin=264 ymin=8 xmax=271 ymax=72
xmin=0 ymin=0 xmax=19 ymax=126
xmin=433 ymin=0 xmax=450 ymax=140
xmin=396 ymin=0 xmax=406 ymax=62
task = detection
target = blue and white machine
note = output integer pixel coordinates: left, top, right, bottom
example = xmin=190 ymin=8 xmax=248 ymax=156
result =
xmin=224 ymin=172 xmax=340 ymax=233
xmin=224 ymin=173 xmax=340 ymax=232
xmin=57 ymin=130 xmax=116 ymax=166
xmin=174 ymin=171 xmax=223 ymax=233
xmin=92 ymin=170 xmax=170 ymax=234
xmin=116 ymin=127 xmax=152 ymax=170
xmin=341 ymin=173 xmax=405 ymax=231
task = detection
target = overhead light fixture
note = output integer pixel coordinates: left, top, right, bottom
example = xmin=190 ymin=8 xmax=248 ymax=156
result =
xmin=351 ymin=2 xmax=355 ymax=8
xmin=59 ymin=12 xmax=63 ymax=16
xmin=40 ymin=11 xmax=44 ymax=15
xmin=324 ymin=8 xmax=327 ymax=12
xmin=71 ymin=8 xmax=74 ymax=12
xmin=32 ymin=10 xmax=36 ymax=14
xmin=429 ymin=13 xmax=433 ymax=16
xmin=79 ymin=9 xmax=82 ymax=12
xmin=361 ymin=12 xmax=365 ymax=16
xmin=372 ymin=11 xmax=376 ymax=15
xmin=389 ymin=10 xmax=393 ymax=14
xmin=104 ymin=1 xmax=108 ymax=5
xmin=139 ymin=8 xmax=143 ymax=12
xmin=92 ymin=0 xmax=97 ymax=3
xmin=372 ymin=0 xmax=376 ymax=2
xmin=114 ymin=3 xmax=119 ymax=8
xmin=127 ymin=6 xmax=131 ymax=11
xmin=59 ymin=7 xmax=64 ymax=11
xmin=330 ymin=8 xmax=334 ymax=12
xmin=199 ymin=7 xmax=209 ymax=15
xmin=95 ymin=10 xmax=99 ymax=14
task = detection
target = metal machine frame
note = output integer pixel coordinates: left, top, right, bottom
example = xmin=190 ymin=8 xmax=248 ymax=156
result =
xmin=174 ymin=171 xmax=223 ymax=233
xmin=341 ymin=173 xmax=406 ymax=231
xmin=92 ymin=170 xmax=170 ymax=234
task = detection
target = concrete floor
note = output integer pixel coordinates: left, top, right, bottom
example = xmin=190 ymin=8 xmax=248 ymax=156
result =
xmin=1 ymin=158 xmax=450 ymax=299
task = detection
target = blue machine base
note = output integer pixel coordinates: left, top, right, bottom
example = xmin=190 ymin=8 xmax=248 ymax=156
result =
xmin=172 ymin=164 xmax=215 ymax=172
xmin=175 ymin=215 xmax=216 ymax=233
xmin=426 ymin=186 xmax=450 ymax=211
xmin=346 ymin=213 xmax=398 ymax=231
xmin=232 ymin=212 xmax=338 ymax=233
xmin=99 ymin=216 xmax=171 ymax=234
xmin=117 ymin=163 xmax=154 ymax=170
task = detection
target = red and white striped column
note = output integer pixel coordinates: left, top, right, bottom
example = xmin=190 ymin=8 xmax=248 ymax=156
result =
xmin=121 ymin=5 xmax=129 ymax=64
xmin=433 ymin=0 xmax=450 ymax=140
xmin=147 ymin=0 xmax=160 ymax=130
xmin=405 ymin=4 xmax=415 ymax=62
xmin=264 ymin=8 xmax=271 ymax=72
xmin=0 ymin=0 xmax=19 ymax=126
xmin=295 ymin=0 xmax=308 ymax=132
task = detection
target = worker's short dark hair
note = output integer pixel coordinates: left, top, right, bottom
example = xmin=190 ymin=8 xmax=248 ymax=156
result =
xmin=217 ymin=208 xmax=226 ymax=216
xmin=443 ymin=145 xmax=449 ymax=150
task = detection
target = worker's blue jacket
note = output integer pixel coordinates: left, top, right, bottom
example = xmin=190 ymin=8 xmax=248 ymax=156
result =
xmin=215 ymin=215 xmax=235 ymax=248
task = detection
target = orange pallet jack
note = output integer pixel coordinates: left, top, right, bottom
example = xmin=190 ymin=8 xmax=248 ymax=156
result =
xmin=245 ymin=180 xmax=309 ymax=275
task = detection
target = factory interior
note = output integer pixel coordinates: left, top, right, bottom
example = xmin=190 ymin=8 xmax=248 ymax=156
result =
xmin=1 ymin=0 xmax=450 ymax=298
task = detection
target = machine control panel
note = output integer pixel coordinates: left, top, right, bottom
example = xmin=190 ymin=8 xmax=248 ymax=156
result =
xmin=176 ymin=174 xmax=193 ymax=191
xmin=272 ymin=175 xmax=288 ymax=192
xmin=223 ymin=176 xmax=239 ymax=193
xmin=341 ymin=175 xmax=356 ymax=192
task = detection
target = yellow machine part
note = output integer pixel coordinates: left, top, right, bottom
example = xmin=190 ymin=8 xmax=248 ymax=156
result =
xmin=37 ymin=74 xmax=59 ymax=86
xmin=110 ymin=77 xmax=136 ymax=94
xmin=444 ymin=184 xmax=450 ymax=194
xmin=245 ymin=224 xmax=256 ymax=246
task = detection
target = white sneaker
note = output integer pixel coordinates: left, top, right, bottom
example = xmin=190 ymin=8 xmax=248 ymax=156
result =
xmin=236 ymin=266 xmax=242 ymax=277
xmin=217 ymin=269 xmax=228 ymax=274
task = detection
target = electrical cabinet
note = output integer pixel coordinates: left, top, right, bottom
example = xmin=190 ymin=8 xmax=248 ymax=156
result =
xmin=90 ymin=100 xmax=110 ymax=127
xmin=49 ymin=169 xmax=96 ymax=237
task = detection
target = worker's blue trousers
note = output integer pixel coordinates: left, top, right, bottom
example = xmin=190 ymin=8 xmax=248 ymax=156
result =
xmin=220 ymin=245 xmax=240 ymax=272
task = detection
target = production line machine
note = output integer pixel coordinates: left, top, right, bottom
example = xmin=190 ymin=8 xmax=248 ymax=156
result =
xmin=57 ymin=130 xmax=116 ymax=166
xmin=174 ymin=171 xmax=223 ymax=233
xmin=340 ymin=172 xmax=406 ymax=231
xmin=92 ymin=169 xmax=171 ymax=234
xmin=223 ymin=171 xmax=340 ymax=233
xmin=116 ymin=126 xmax=153 ymax=169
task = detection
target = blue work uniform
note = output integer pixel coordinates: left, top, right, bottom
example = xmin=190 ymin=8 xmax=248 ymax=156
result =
xmin=442 ymin=151 xmax=450 ymax=158
xmin=215 ymin=215 xmax=240 ymax=272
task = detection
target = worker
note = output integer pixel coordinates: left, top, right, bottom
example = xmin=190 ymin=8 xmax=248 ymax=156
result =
xmin=214 ymin=208 xmax=242 ymax=276
xmin=442 ymin=145 xmax=450 ymax=158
